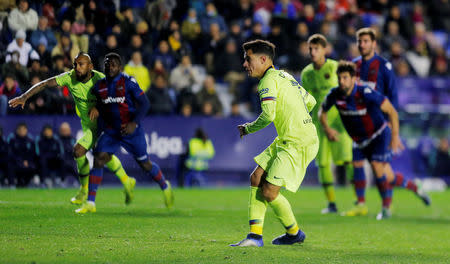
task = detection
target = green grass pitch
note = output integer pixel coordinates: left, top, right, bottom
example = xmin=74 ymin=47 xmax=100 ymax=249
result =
xmin=0 ymin=187 xmax=449 ymax=263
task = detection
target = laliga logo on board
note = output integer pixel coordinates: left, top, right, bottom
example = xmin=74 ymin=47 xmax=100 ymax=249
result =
xmin=146 ymin=132 xmax=183 ymax=159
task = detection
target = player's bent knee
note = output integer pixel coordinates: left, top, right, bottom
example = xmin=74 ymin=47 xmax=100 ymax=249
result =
xmin=261 ymin=185 xmax=278 ymax=202
xmin=73 ymin=145 xmax=87 ymax=158
xmin=94 ymin=152 xmax=111 ymax=168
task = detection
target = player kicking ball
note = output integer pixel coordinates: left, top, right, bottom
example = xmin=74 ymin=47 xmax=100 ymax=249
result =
xmin=231 ymin=40 xmax=319 ymax=247
xmin=319 ymin=61 xmax=430 ymax=220
xmin=75 ymin=53 xmax=174 ymax=214
xmin=8 ymin=52 xmax=136 ymax=205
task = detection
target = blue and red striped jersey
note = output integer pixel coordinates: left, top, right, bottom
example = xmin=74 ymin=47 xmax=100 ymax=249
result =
xmin=323 ymin=84 xmax=387 ymax=144
xmin=353 ymin=54 xmax=398 ymax=109
xmin=92 ymin=73 xmax=145 ymax=134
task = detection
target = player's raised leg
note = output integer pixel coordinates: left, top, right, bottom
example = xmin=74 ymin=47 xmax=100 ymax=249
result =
xmin=138 ymin=158 xmax=174 ymax=209
xmin=105 ymin=155 xmax=136 ymax=204
xmin=385 ymin=165 xmax=431 ymax=205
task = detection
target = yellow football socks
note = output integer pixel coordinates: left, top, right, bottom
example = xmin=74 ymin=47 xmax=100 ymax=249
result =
xmin=248 ymin=187 xmax=267 ymax=235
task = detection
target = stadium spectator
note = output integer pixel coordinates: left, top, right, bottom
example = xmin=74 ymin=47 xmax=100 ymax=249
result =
xmin=83 ymin=0 xmax=113 ymax=35
xmin=272 ymin=0 xmax=300 ymax=20
xmin=267 ymin=22 xmax=289 ymax=66
xmin=180 ymin=102 xmax=193 ymax=117
xmin=51 ymin=33 xmax=80 ymax=69
xmin=58 ymin=19 xmax=88 ymax=54
xmin=228 ymin=21 xmax=245 ymax=48
xmin=28 ymin=59 xmax=48 ymax=81
xmin=151 ymin=40 xmax=176 ymax=71
xmin=286 ymin=41 xmax=310 ymax=75
xmin=0 ymin=75 xmax=22 ymax=115
xmin=204 ymin=22 xmax=226 ymax=73
xmin=169 ymin=54 xmax=201 ymax=93
xmin=381 ymin=21 xmax=408 ymax=52
xmin=197 ymin=75 xmax=223 ymax=116
xmin=146 ymin=74 xmax=175 ymax=115
xmin=124 ymin=51 xmax=151 ymax=92
xmin=214 ymin=39 xmax=246 ymax=95
xmin=245 ymin=21 xmax=265 ymax=42
xmin=200 ymin=2 xmax=228 ymax=33
xmin=395 ymin=59 xmax=412 ymax=77
xmin=1 ymin=50 xmax=29 ymax=88
xmin=5 ymin=30 xmax=39 ymax=67
xmin=230 ymin=100 xmax=243 ymax=118
xmin=100 ymin=34 xmax=122 ymax=66
xmin=49 ymin=55 xmax=69 ymax=76
xmin=144 ymin=0 xmax=176 ymax=31
xmin=7 ymin=0 xmax=38 ymax=32
xmin=85 ymin=22 xmax=104 ymax=69
xmin=149 ymin=58 xmax=167 ymax=83
xmin=168 ymin=30 xmax=191 ymax=61
xmin=0 ymin=127 xmax=10 ymax=186
xmin=406 ymin=39 xmax=431 ymax=76
xmin=431 ymin=138 xmax=450 ymax=176
xmin=30 ymin=16 xmax=57 ymax=51
xmin=383 ymin=5 xmax=412 ymax=40
xmin=184 ymin=128 xmax=215 ymax=187
xmin=429 ymin=0 xmax=450 ymax=31
xmin=36 ymin=124 xmax=63 ymax=187
xmin=58 ymin=122 xmax=77 ymax=183
xmin=299 ymin=4 xmax=321 ymax=33
xmin=430 ymin=47 xmax=449 ymax=76
xmin=181 ymin=8 xmax=202 ymax=42
xmin=7 ymin=122 xmax=37 ymax=187
xmin=35 ymin=38 xmax=52 ymax=71
xmin=292 ymin=22 xmax=309 ymax=50
xmin=124 ymin=34 xmax=151 ymax=66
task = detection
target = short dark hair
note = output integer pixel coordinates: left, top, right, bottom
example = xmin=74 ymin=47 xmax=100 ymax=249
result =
xmin=105 ymin=52 xmax=122 ymax=66
xmin=307 ymin=34 xmax=327 ymax=47
xmin=16 ymin=122 xmax=27 ymax=129
xmin=337 ymin=60 xmax=357 ymax=76
xmin=242 ymin=39 xmax=276 ymax=60
xmin=42 ymin=124 xmax=53 ymax=132
xmin=356 ymin=27 xmax=376 ymax=41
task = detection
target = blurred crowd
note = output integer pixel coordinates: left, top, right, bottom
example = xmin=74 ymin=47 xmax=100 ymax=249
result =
xmin=0 ymin=0 xmax=449 ymax=117
xmin=0 ymin=122 xmax=78 ymax=187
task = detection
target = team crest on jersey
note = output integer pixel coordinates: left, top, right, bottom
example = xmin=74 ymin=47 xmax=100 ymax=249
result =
xmin=259 ymin=88 xmax=269 ymax=96
xmin=324 ymin=73 xmax=330 ymax=79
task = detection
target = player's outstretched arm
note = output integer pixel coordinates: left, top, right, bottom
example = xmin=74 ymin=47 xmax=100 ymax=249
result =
xmin=8 ymin=77 xmax=58 ymax=109
xmin=242 ymin=101 xmax=276 ymax=136
xmin=319 ymin=106 xmax=339 ymax=141
xmin=380 ymin=98 xmax=404 ymax=153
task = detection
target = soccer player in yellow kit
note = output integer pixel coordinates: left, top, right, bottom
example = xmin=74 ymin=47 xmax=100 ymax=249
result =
xmin=9 ymin=53 xmax=136 ymax=205
xmin=231 ymin=40 xmax=319 ymax=247
xmin=301 ymin=34 xmax=353 ymax=214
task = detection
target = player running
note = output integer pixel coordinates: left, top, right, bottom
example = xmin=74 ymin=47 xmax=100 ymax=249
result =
xmin=8 ymin=52 xmax=136 ymax=205
xmin=75 ymin=52 xmax=174 ymax=214
xmin=231 ymin=40 xmax=318 ymax=247
xmin=319 ymin=61 xmax=430 ymax=220
xmin=301 ymin=34 xmax=353 ymax=214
